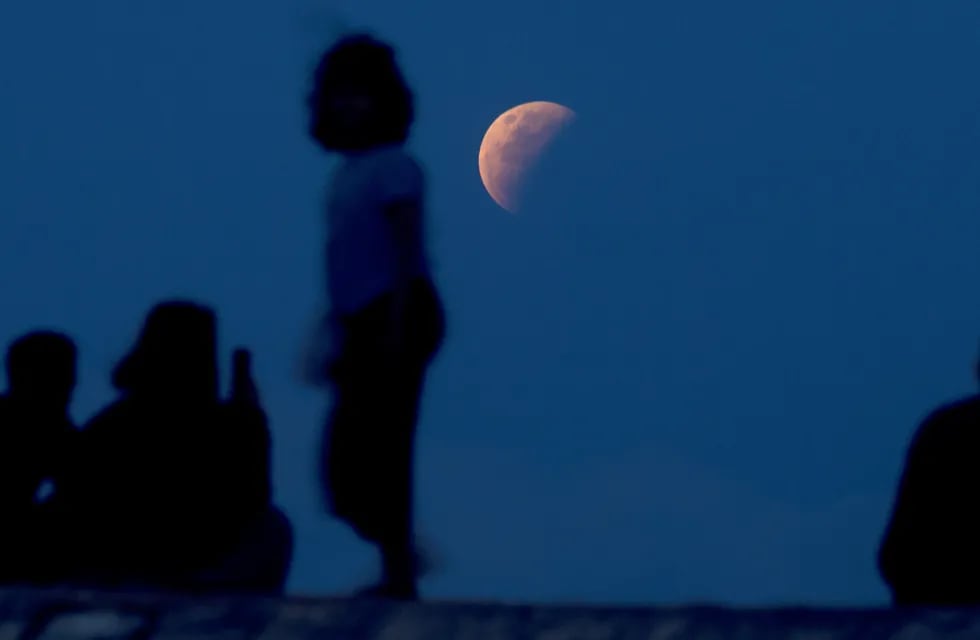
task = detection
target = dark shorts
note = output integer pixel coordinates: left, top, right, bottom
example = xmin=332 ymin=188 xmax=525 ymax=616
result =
xmin=321 ymin=278 xmax=445 ymax=544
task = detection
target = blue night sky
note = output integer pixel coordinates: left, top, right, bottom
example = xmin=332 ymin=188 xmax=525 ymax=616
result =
xmin=4 ymin=0 xmax=980 ymax=606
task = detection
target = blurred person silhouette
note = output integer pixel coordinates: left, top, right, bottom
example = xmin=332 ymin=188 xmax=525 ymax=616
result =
xmin=304 ymin=33 xmax=446 ymax=600
xmin=878 ymin=345 xmax=980 ymax=606
xmin=45 ymin=300 xmax=292 ymax=593
xmin=0 ymin=330 xmax=78 ymax=584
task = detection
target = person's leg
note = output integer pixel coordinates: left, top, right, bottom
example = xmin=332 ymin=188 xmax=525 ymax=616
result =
xmin=321 ymin=358 xmax=390 ymax=536
xmin=367 ymin=361 xmax=427 ymax=599
xmin=327 ymin=287 xmax=443 ymax=599
xmin=371 ymin=282 xmax=445 ymax=598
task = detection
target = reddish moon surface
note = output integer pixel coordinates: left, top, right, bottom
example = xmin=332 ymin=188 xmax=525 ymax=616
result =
xmin=478 ymin=101 xmax=576 ymax=213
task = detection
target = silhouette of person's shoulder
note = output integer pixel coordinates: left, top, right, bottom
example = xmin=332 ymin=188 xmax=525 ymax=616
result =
xmin=77 ymin=399 xmax=137 ymax=444
xmin=910 ymin=394 xmax=980 ymax=451
xmin=370 ymin=146 xmax=423 ymax=192
xmin=68 ymin=398 xmax=170 ymax=488
xmin=923 ymin=393 xmax=980 ymax=421
xmin=367 ymin=144 xmax=421 ymax=171
xmin=335 ymin=145 xmax=423 ymax=203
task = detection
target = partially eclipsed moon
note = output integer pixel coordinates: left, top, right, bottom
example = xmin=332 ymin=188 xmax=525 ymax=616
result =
xmin=479 ymin=101 xmax=576 ymax=213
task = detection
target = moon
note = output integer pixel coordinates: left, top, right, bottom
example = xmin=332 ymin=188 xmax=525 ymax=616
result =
xmin=479 ymin=101 xmax=576 ymax=213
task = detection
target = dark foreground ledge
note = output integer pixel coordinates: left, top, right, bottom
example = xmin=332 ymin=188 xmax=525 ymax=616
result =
xmin=0 ymin=587 xmax=976 ymax=640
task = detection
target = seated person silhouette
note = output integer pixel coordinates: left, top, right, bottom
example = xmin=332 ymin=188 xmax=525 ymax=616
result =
xmin=0 ymin=331 xmax=78 ymax=584
xmin=45 ymin=300 xmax=292 ymax=593
xmin=878 ymin=352 xmax=980 ymax=606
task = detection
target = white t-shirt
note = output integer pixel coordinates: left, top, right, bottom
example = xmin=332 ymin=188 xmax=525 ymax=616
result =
xmin=324 ymin=144 xmax=431 ymax=316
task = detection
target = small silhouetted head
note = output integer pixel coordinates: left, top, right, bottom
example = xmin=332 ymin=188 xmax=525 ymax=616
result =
xmin=308 ymin=33 xmax=414 ymax=152
xmin=112 ymin=300 xmax=218 ymax=401
xmin=5 ymin=330 xmax=77 ymax=413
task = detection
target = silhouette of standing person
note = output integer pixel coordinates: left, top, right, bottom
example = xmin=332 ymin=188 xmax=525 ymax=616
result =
xmin=0 ymin=331 xmax=78 ymax=584
xmin=878 ymin=351 xmax=980 ymax=606
xmin=305 ymin=33 xmax=445 ymax=600
xmin=47 ymin=301 xmax=292 ymax=592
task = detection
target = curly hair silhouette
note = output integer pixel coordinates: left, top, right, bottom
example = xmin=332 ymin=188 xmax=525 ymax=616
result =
xmin=308 ymin=33 xmax=414 ymax=152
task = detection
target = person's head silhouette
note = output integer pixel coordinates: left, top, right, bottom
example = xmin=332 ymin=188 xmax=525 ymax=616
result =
xmin=308 ymin=33 xmax=414 ymax=152
xmin=112 ymin=300 xmax=218 ymax=402
xmin=4 ymin=331 xmax=77 ymax=416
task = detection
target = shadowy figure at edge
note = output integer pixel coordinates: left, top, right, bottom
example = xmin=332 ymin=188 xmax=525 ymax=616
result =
xmin=879 ymin=347 xmax=980 ymax=606
xmin=0 ymin=331 xmax=78 ymax=584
